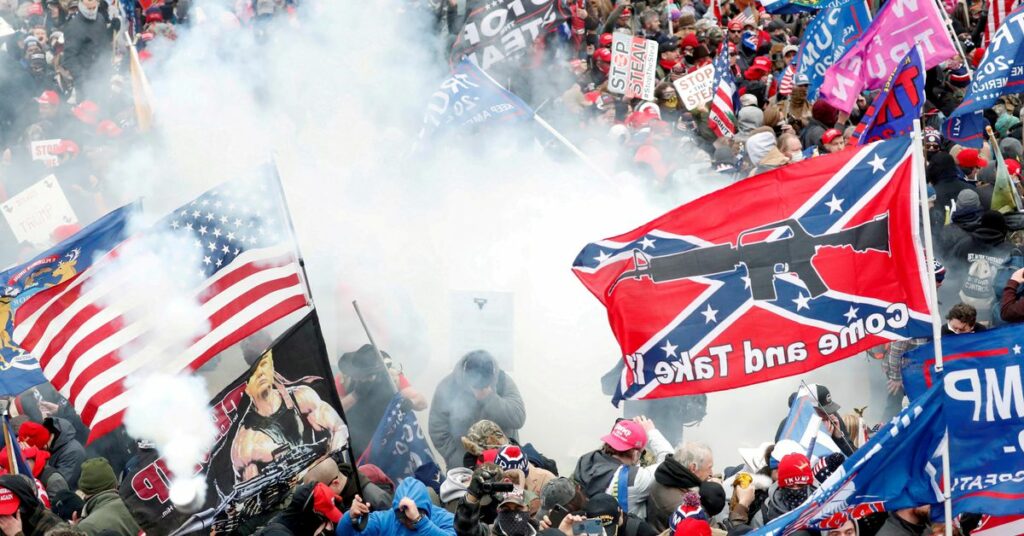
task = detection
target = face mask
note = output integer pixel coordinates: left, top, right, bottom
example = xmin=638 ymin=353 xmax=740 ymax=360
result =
xmin=789 ymin=150 xmax=803 ymax=162
xmin=496 ymin=511 xmax=537 ymax=536
xmin=665 ymin=96 xmax=678 ymax=109
xmin=779 ymin=486 xmax=811 ymax=511
xmin=78 ymin=2 xmax=98 ymax=19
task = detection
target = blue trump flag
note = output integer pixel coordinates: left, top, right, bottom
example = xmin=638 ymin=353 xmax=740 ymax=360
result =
xmin=774 ymin=390 xmax=842 ymax=465
xmin=904 ymin=325 xmax=1024 ymax=517
xmin=795 ymin=0 xmax=871 ymax=100
xmin=753 ymin=385 xmax=946 ymax=535
xmin=358 ymin=393 xmax=437 ymax=483
xmin=0 ymin=204 xmax=136 ymax=397
xmin=420 ymin=60 xmax=534 ymax=139
xmin=944 ymin=3 xmax=1024 ymax=148
xmin=854 ymin=46 xmax=926 ymax=145
xmin=759 ymin=0 xmax=827 ymax=15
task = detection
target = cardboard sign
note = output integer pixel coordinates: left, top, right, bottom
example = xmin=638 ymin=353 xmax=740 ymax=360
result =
xmin=450 ymin=290 xmax=515 ymax=371
xmin=672 ymin=64 xmax=716 ymax=110
xmin=608 ymin=33 xmax=658 ymax=101
xmin=1 ymin=175 xmax=78 ymax=246
xmin=30 ymin=139 xmax=62 ymax=168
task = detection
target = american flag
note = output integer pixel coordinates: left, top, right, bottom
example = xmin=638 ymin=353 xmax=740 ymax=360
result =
xmin=778 ymin=60 xmax=796 ymax=96
xmin=984 ymin=0 xmax=1018 ymax=47
xmin=6 ymin=172 xmax=309 ymax=440
xmin=708 ymin=48 xmax=738 ymax=138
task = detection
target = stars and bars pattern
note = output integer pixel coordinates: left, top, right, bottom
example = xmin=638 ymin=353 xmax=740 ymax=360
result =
xmin=573 ymin=136 xmax=933 ymax=405
xmin=708 ymin=48 xmax=738 ymax=138
xmin=8 ymin=170 xmax=309 ymax=441
xmin=985 ymin=0 xmax=1019 ymax=48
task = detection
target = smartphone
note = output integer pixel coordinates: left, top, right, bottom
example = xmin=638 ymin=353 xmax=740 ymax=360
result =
xmin=572 ymin=519 xmax=603 ymax=536
xmin=549 ymin=505 xmax=569 ymax=528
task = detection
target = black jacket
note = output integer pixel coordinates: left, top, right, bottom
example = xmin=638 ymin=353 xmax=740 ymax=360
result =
xmin=60 ymin=10 xmax=115 ymax=82
xmin=928 ymin=152 xmax=975 ymax=213
xmin=44 ymin=417 xmax=86 ymax=490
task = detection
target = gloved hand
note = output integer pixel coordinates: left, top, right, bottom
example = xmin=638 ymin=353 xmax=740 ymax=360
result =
xmin=467 ymin=466 xmax=501 ymax=501
xmin=312 ymin=483 xmax=343 ymax=525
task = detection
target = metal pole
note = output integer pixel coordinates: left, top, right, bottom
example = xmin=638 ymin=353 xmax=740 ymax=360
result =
xmin=270 ymin=160 xmax=316 ymax=309
xmin=799 ymin=380 xmax=855 ymax=454
xmin=2 ymin=411 xmax=16 ymax=475
xmin=351 ymin=300 xmax=399 ymax=394
xmin=913 ymin=120 xmax=952 ymax=536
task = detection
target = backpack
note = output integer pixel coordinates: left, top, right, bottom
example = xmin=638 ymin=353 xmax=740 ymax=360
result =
xmin=959 ymin=251 xmax=1010 ymax=326
xmin=990 ymin=246 xmax=1024 ymax=327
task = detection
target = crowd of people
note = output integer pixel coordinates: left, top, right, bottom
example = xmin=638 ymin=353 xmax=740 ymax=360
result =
xmin=2 ymin=0 xmax=1024 ymax=533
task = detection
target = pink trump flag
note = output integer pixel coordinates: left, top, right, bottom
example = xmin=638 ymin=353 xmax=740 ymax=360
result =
xmin=818 ymin=0 xmax=957 ymax=112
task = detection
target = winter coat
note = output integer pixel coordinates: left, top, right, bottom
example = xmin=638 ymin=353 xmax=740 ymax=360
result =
xmin=644 ymin=456 xmax=702 ymax=531
xmin=1001 ymin=279 xmax=1024 ymax=323
xmin=524 ymin=464 xmax=556 ymax=499
xmin=798 ymin=118 xmax=827 ymax=151
xmin=60 ymin=11 xmax=114 ymax=82
xmin=259 ymin=483 xmax=323 ymax=536
xmin=873 ymin=513 xmax=927 ymax=536
xmin=44 ymin=417 xmax=86 ymax=490
xmin=336 ymin=478 xmax=456 ymax=536
xmin=749 ymin=483 xmax=793 ymax=528
xmin=77 ymin=489 xmax=141 ymax=536
xmin=429 ymin=353 xmax=526 ymax=469
xmin=571 ymin=429 xmax=673 ymax=517
xmin=749 ymin=147 xmax=790 ymax=177
xmin=0 ymin=475 xmax=66 ymax=536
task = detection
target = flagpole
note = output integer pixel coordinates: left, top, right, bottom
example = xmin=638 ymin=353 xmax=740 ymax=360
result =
xmin=912 ymin=120 xmax=952 ymax=536
xmin=350 ymin=300 xmax=399 ymax=395
xmin=2 ymin=412 xmax=16 ymax=476
xmin=933 ymin=0 xmax=973 ymax=76
xmin=269 ymin=160 xmax=316 ymax=309
xmin=474 ymin=65 xmax=613 ymax=181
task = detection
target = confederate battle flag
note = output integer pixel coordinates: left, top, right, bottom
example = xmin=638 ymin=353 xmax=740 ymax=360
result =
xmin=573 ymin=135 xmax=933 ymax=405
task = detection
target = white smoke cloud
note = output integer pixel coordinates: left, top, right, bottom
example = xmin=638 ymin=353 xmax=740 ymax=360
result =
xmin=89 ymin=0 xmax=891 ymax=476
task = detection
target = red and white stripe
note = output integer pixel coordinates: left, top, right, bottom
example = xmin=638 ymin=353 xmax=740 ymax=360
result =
xmin=974 ymin=515 xmax=1024 ymax=536
xmin=779 ymin=63 xmax=796 ymax=96
xmin=984 ymin=0 xmax=1018 ymax=47
xmin=12 ymin=244 xmax=308 ymax=441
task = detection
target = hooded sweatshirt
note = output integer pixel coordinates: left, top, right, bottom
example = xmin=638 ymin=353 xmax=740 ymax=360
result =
xmin=261 ymin=483 xmax=324 ymax=536
xmin=336 ymin=478 xmax=456 ymax=536
xmin=0 ymin=475 xmax=66 ymax=536
xmin=429 ymin=352 xmax=526 ymax=469
xmin=928 ymin=152 xmax=975 ymax=214
xmin=44 ymin=417 xmax=86 ymax=490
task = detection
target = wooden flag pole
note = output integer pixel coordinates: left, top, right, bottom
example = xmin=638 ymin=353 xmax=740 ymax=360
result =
xmin=913 ymin=119 xmax=952 ymax=536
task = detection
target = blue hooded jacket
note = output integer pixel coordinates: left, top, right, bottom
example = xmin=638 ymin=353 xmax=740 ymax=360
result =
xmin=336 ymin=478 xmax=455 ymax=536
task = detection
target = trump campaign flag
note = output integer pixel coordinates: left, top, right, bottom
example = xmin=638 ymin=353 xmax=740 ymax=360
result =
xmin=795 ymin=0 xmax=871 ymax=101
xmin=758 ymin=0 xmax=827 ymax=14
xmin=853 ymin=46 xmax=926 ymax=145
xmin=903 ymin=325 xmax=1024 ymax=517
xmin=819 ymin=0 xmax=957 ymax=112
xmin=359 ymin=393 xmax=437 ymax=483
xmin=573 ymin=136 xmax=933 ymax=405
xmin=708 ymin=48 xmax=738 ymax=138
xmin=421 ymin=60 xmax=534 ymax=139
xmin=449 ymin=0 xmax=569 ymax=70
xmin=1 ymin=170 xmax=309 ymax=441
xmin=753 ymin=384 xmax=946 ymax=535
xmin=945 ymin=3 xmax=1024 ymax=148
xmin=774 ymin=387 xmax=842 ymax=464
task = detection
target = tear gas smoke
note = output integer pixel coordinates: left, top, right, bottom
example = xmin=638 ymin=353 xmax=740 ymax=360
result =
xmin=78 ymin=0 xmax=890 ymax=475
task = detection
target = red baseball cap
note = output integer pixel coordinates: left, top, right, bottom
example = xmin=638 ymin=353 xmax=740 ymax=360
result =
xmin=727 ymin=19 xmax=743 ymax=31
xmin=601 ymin=420 xmax=648 ymax=452
xmin=71 ymin=100 xmax=100 ymax=125
xmin=26 ymin=3 xmax=43 ymax=16
xmin=778 ymin=453 xmax=813 ymax=488
xmin=0 ymin=487 xmax=19 ymax=516
xmin=35 ymin=90 xmax=59 ymax=106
xmin=957 ymin=148 xmax=988 ymax=169
xmin=1008 ymin=159 xmax=1021 ymax=177
xmin=599 ymin=33 xmax=613 ymax=48
xmin=821 ymin=128 xmax=843 ymax=144
xmin=96 ymin=119 xmax=123 ymax=138
xmin=681 ymin=33 xmax=699 ymax=50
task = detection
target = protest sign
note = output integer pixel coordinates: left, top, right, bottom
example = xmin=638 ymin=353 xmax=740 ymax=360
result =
xmin=1 ymin=175 xmax=77 ymax=246
xmin=29 ymin=139 xmax=61 ymax=167
xmin=672 ymin=64 xmax=715 ymax=110
xmin=608 ymin=33 xmax=658 ymax=101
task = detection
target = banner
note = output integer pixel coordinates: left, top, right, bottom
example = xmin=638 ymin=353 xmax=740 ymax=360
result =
xmin=358 ymin=393 xmax=437 ymax=483
xmin=449 ymin=0 xmax=569 ymax=70
xmin=944 ymin=3 xmax=1024 ymax=148
xmin=904 ymin=325 xmax=1024 ymax=517
xmin=672 ymin=64 xmax=716 ymax=111
xmin=608 ymin=33 xmax=658 ymax=101
xmin=854 ymin=46 xmax=926 ymax=145
xmin=573 ymin=136 xmax=933 ymax=404
xmin=29 ymin=140 xmax=61 ymax=167
xmin=759 ymin=0 xmax=828 ymax=14
xmin=1 ymin=175 xmax=78 ymax=246
xmin=819 ymin=0 xmax=956 ymax=112
xmin=421 ymin=60 xmax=533 ymax=139
xmin=120 ymin=310 xmax=350 ymax=536
xmin=753 ymin=385 xmax=945 ymax=535
xmin=774 ymin=388 xmax=842 ymax=464
xmin=795 ymin=0 xmax=872 ymax=101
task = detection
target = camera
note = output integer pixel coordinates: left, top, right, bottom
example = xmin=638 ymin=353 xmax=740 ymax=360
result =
xmin=480 ymin=482 xmax=515 ymax=494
